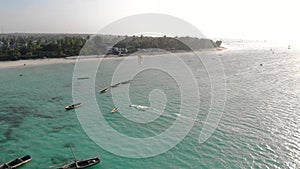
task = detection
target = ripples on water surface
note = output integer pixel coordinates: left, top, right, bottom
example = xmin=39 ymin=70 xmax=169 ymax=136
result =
xmin=0 ymin=41 xmax=299 ymax=168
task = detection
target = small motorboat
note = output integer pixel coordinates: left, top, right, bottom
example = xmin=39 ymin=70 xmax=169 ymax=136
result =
xmin=65 ymin=103 xmax=82 ymax=110
xmin=0 ymin=155 xmax=32 ymax=169
xmin=99 ymin=87 xmax=109 ymax=93
xmin=111 ymin=107 xmax=119 ymax=113
xmin=57 ymin=157 xmax=100 ymax=169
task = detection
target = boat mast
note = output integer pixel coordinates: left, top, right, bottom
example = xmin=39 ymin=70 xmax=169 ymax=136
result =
xmin=69 ymin=145 xmax=78 ymax=168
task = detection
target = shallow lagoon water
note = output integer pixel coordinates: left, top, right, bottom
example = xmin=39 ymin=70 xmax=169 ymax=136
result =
xmin=0 ymin=41 xmax=299 ymax=168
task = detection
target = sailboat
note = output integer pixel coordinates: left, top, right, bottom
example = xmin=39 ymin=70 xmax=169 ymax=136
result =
xmin=138 ymin=55 xmax=142 ymax=65
xmin=57 ymin=146 xmax=100 ymax=169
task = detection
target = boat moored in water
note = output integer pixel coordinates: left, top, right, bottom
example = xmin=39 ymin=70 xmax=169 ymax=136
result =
xmin=111 ymin=82 xmax=121 ymax=88
xmin=111 ymin=107 xmax=119 ymax=113
xmin=77 ymin=77 xmax=89 ymax=80
xmin=99 ymin=87 xmax=109 ymax=93
xmin=65 ymin=103 xmax=82 ymax=110
xmin=58 ymin=146 xmax=100 ymax=169
xmin=120 ymin=80 xmax=131 ymax=85
xmin=0 ymin=155 xmax=32 ymax=169
xmin=57 ymin=157 xmax=100 ymax=169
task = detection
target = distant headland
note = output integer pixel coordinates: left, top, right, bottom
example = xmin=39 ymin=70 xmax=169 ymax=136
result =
xmin=0 ymin=33 xmax=222 ymax=61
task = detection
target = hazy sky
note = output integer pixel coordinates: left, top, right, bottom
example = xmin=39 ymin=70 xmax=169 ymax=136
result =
xmin=0 ymin=0 xmax=299 ymax=41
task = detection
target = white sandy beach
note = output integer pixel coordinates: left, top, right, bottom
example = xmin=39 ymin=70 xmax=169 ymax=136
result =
xmin=0 ymin=54 xmax=166 ymax=70
xmin=0 ymin=58 xmax=78 ymax=69
xmin=0 ymin=49 xmax=223 ymax=70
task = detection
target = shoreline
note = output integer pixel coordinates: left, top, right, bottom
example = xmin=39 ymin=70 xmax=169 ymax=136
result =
xmin=0 ymin=49 xmax=226 ymax=70
xmin=0 ymin=58 xmax=77 ymax=70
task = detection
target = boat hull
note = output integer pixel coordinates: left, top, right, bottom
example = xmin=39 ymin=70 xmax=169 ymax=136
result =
xmin=111 ymin=107 xmax=119 ymax=113
xmin=65 ymin=103 xmax=82 ymax=110
xmin=58 ymin=157 xmax=100 ymax=169
xmin=0 ymin=155 xmax=32 ymax=169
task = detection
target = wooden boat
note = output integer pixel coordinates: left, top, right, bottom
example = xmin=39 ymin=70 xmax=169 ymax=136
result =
xmin=120 ymin=80 xmax=131 ymax=85
xmin=0 ymin=155 xmax=32 ymax=169
xmin=99 ymin=87 xmax=109 ymax=93
xmin=57 ymin=157 xmax=100 ymax=169
xmin=77 ymin=77 xmax=89 ymax=80
xmin=111 ymin=107 xmax=119 ymax=113
xmin=65 ymin=103 xmax=82 ymax=110
xmin=111 ymin=82 xmax=121 ymax=88
xmin=58 ymin=146 xmax=100 ymax=169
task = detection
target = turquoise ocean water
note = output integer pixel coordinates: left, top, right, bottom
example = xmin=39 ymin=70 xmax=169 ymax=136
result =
xmin=0 ymin=41 xmax=299 ymax=168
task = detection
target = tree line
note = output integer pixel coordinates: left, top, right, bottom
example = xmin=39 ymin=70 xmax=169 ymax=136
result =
xmin=0 ymin=34 xmax=222 ymax=61
xmin=112 ymin=35 xmax=222 ymax=54
xmin=0 ymin=35 xmax=88 ymax=61
xmin=114 ymin=35 xmax=191 ymax=51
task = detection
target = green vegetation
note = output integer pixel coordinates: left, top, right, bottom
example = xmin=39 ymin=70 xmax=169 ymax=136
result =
xmin=113 ymin=35 xmax=222 ymax=54
xmin=0 ymin=34 xmax=89 ymax=61
xmin=0 ymin=33 xmax=221 ymax=61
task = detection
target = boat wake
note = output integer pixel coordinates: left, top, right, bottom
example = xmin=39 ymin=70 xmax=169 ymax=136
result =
xmin=128 ymin=104 xmax=199 ymax=124
xmin=129 ymin=104 xmax=151 ymax=111
xmin=98 ymin=80 xmax=132 ymax=93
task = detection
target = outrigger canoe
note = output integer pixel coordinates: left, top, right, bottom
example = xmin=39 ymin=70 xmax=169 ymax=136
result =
xmin=57 ymin=157 xmax=100 ymax=169
xmin=65 ymin=103 xmax=82 ymax=110
xmin=111 ymin=107 xmax=119 ymax=113
xmin=0 ymin=155 xmax=32 ymax=169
